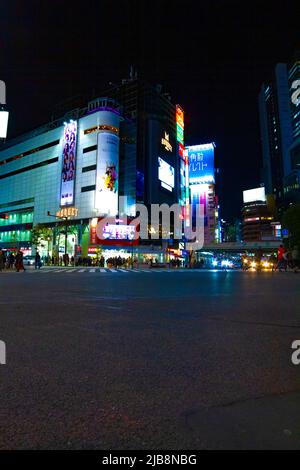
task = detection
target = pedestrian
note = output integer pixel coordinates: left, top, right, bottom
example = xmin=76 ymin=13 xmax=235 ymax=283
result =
xmin=35 ymin=251 xmax=41 ymax=269
xmin=275 ymin=244 xmax=285 ymax=271
xmin=15 ymin=250 xmax=26 ymax=272
xmin=291 ymin=246 xmax=299 ymax=273
xmin=282 ymin=248 xmax=289 ymax=272
xmin=0 ymin=249 xmax=5 ymax=272
xmin=8 ymin=252 xmax=15 ymax=269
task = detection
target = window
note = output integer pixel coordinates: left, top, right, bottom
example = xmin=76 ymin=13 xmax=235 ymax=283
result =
xmin=82 ymin=165 xmax=96 ymax=173
xmin=0 ymin=139 xmax=60 ymax=166
xmin=0 ymin=157 xmax=59 ymax=180
xmin=82 ymin=145 xmax=97 ymax=154
xmin=81 ymin=185 xmax=96 ymax=192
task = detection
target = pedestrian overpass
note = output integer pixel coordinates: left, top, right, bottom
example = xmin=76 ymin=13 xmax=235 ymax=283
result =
xmin=199 ymin=240 xmax=282 ymax=253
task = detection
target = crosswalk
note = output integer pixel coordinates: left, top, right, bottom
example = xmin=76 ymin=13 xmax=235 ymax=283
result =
xmin=1 ymin=267 xmax=235 ymax=275
xmin=29 ymin=268 xmax=166 ymax=274
xmin=26 ymin=267 xmax=192 ymax=274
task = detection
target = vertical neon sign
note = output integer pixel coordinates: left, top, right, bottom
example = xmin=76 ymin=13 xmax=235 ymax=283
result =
xmin=176 ymin=105 xmax=190 ymax=228
xmin=60 ymin=120 xmax=77 ymax=206
xmin=176 ymin=105 xmax=184 ymax=144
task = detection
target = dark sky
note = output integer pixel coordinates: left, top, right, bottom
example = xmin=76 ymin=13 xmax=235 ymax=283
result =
xmin=1 ymin=0 xmax=299 ymax=220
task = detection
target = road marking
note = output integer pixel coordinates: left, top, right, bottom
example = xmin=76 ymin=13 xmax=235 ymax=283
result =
xmin=78 ymin=269 xmax=85 ymax=273
xmin=90 ymin=269 xmax=96 ymax=273
xmin=100 ymin=268 xmax=106 ymax=273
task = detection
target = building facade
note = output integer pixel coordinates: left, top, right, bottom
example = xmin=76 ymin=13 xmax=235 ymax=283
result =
xmin=259 ymin=55 xmax=300 ymax=209
xmin=0 ymin=84 xmax=186 ymax=263
xmin=185 ymin=143 xmax=219 ymax=246
xmin=241 ymin=187 xmax=280 ymax=242
xmin=258 ymin=64 xmax=293 ymax=206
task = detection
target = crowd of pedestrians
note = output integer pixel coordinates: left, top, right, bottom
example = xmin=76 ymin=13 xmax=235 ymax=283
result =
xmin=0 ymin=249 xmax=26 ymax=272
xmin=274 ymin=245 xmax=299 ymax=272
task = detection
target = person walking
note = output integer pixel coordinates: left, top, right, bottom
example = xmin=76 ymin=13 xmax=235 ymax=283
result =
xmin=282 ymin=248 xmax=289 ymax=272
xmin=291 ymin=246 xmax=299 ymax=273
xmin=8 ymin=252 xmax=15 ymax=269
xmin=15 ymin=250 xmax=26 ymax=272
xmin=35 ymin=251 xmax=41 ymax=269
xmin=275 ymin=244 xmax=285 ymax=271
xmin=0 ymin=249 xmax=5 ymax=272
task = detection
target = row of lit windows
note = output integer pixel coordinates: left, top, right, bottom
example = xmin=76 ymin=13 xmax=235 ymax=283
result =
xmin=0 ymin=211 xmax=33 ymax=226
xmin=0 ymin=197 xmax=34 ymax=210
xmin=0 ymin=124 xmax=118 ymax=170
xmin=0 ymin=230 xmax=31 ymax=242
xmin=0 ymin=140 xmax=60 ymax=167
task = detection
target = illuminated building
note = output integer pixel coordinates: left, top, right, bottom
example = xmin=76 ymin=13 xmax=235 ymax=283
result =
xmin=284 ymin=54 xmax=300 ymax=204
xmin=259 ymin=54 xmax=300 ymax=208
xmin=258 ymin=64 xmax=293 ymax=207
xmin=0 ymin=97 xmax=122 ymax=257
xmin=0 ymin=78 xmax=187 ymax=262
xmin=242 ymin=187 xmax=278 ymax=242
xmin=185 ymin=143 xmax=219 ymax=246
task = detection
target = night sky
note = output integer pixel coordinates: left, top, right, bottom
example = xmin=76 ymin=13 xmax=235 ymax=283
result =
xmin=1 ymin=0 xmax=299 ymax=220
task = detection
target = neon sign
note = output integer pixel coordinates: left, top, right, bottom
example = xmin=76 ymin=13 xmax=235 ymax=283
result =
xmin=56 ymin=207 xmax=79 ymax=218
xmin=161 ymin=131 xmax=173 ymax=152
xmin=176 ymin=105 xmax=184 ymax=144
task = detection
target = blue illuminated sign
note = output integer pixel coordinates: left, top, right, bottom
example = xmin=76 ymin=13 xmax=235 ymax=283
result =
xmin=187 ymin=143 xmax=215 ymax=184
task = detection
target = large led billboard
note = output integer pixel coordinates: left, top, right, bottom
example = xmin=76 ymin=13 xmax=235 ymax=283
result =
xmin=95 ymin=132 xmax=119 ymax=215
xmin=158 ymin=157 xmax=175 ymax=191
xmin=186 ymin=143 xmax=215 ymax=184
xmin=243 ymin=187 xmax=266 ymax=203
xmin=60 ymin=120 xmax=77 ymax=206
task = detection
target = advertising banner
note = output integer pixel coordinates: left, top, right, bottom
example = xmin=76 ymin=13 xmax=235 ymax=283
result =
xmin=89 ymin=218 xmax=139 ymax=246
xmin=95 ymin=132 xmax=119 ymax=215
xmin=60 ymin=121 xmax=77 ymax=206
xmin=187 ymin=144 xmax=215 ymax=184
xmin=158 ymin=157 xmax=175 ymax=191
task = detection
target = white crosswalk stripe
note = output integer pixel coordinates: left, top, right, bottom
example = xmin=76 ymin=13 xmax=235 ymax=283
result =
xmin=24 ymin=267 xmax=197 ymax=274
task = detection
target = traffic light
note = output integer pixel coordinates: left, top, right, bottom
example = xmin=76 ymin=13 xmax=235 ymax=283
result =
xmin=0 ymin=213 xmax=9 ymax=219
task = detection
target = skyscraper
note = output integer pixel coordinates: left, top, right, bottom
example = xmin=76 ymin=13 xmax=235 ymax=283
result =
xmin=258 ymin=63 xmax=293 ymax=208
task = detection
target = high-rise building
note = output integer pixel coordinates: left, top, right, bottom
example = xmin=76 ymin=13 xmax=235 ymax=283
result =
xmin=242 ymin=187 xmax=275 ymax=242
xmin=185 ymin=143 xmax=219 ymax=246
xmin=258 ymin=64 xmax=293 ymax=207
xmin=284 ymin=54 xmax=300 ymax=203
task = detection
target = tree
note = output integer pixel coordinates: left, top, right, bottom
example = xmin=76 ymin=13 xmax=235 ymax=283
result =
xmin=282 ymin=204 xmax=300 ymax=248
xmin=30 ymin=225 xmax=53 ymax=249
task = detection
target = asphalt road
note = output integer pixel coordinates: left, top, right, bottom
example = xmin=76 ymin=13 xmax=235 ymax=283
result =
xmin=0 ymin=269 xmax=300 ymax=449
